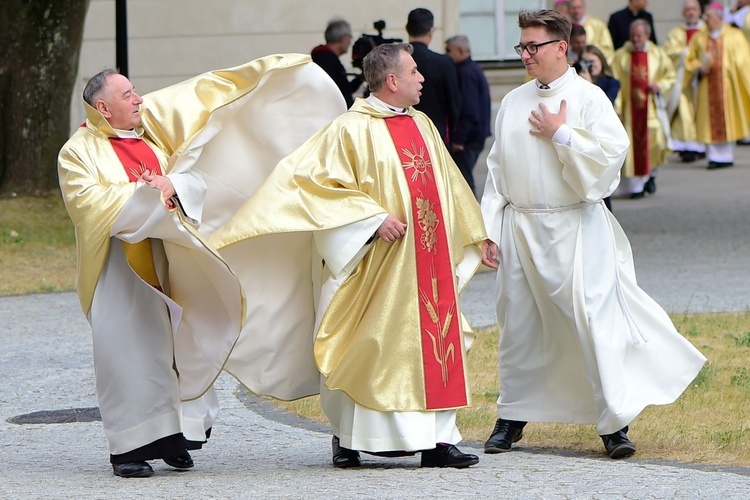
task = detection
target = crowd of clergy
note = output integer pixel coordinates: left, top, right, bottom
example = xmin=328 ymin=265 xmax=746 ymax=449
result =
xmin=556 ymin=0 xmax=750 ymax=199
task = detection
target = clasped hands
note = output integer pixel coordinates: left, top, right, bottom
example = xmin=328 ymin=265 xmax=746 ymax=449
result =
xmin=139 ymin=170 xmax=176 ymax=209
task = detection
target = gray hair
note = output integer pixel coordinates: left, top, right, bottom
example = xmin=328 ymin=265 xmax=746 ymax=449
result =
xmin=629 ymin=18 xmax=651 ymax=37
xmin=446 ymin=35 xmax=471 ymax=53
xmin=83 ymin=68 xmax=119 ymax=106
xmin=324 ymin=18 xmax=351 ymax=44
xmin=363 ymin=43 xmax=413 ymax=92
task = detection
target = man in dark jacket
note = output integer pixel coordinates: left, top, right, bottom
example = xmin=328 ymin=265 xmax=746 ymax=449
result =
xmin=311 ymin=18 xmax=364 ymax=108
xmin=445 ymin=35 xmax=491 ymax=194
xmin=608 ymin=0 xmax=657 ymax=49
xmin=406 ymin=8 xmax=461 ymax=145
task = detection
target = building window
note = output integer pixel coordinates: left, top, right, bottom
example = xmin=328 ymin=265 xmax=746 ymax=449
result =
xmin=460 ymin=0 xmax=546 ymax=60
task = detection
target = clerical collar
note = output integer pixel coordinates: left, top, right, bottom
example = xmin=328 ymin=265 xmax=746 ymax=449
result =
xmin=366 ymin=94 xmax=408 ymax=114
xmin=113 ymin=127 xmax=143 ymax=139
xmin=686 ymin=20 xmax=702 ymax=29
xmin=536 ymin=69 xmax=567 ymax=90
xmin=710 ymin=28 xmax=722 ymax=39
xmin=575 ymin=16 xmax=587 ymax=25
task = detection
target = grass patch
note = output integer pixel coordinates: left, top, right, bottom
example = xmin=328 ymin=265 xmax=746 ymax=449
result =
xmin=0 ymin=194 xmax=76 ymax=295
xmin=281 ymin=313 xmax=750 ymax=467
xmin=5 ymin=195 xmax=750 ymax=466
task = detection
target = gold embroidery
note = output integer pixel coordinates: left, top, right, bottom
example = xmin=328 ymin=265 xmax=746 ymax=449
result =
xmin=401 ymin=140 xmax=433 ymax=185
xmin=415 ymin=193 xmax=439 ymax=253
xmin=420 ymin=263 xmax=456 ymax=386
xmin=128 ymin=161 xmax=151 ymax=180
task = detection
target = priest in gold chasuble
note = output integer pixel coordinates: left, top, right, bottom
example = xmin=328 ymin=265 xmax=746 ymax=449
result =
xmin=57 ymin=55 xmax=340 ymax=477
xmin=664 ymin=0 xmax=706 ymax=161
xmin=684 ymin=3 xmax=750 ymax=169
xmin=611 ymin=19 xmax=675 ymax=197
xmin=211 ymin=44 xmax=487 ymax=468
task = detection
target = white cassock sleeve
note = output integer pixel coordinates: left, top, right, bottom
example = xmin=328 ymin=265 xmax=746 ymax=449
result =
xmin=481 ymin=99 xmax=510 ymax=245
xmin=166 ymin=171 xmax=207 ymax=224
xmin=554 ymin=96 xmax=630 ymax=202
xmin=313 ymin=214 xmax=388 ymax=278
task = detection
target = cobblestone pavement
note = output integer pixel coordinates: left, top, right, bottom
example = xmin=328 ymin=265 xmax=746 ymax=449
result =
xmin=2 ymin=154 xmax=750 ymax=498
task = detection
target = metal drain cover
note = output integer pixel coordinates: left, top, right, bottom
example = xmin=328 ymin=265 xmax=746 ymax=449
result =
xmin=7 ymin=407 xmax=101 ymax=425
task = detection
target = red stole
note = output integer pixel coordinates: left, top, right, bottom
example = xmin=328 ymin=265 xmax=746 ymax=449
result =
xmin=707 ymin=36 xmax=727 ymax=143
xmin=109 ymin=137 xmax=163 ymax=180
xmin=630 ymin=51 xmax=650 ymax=176
xmin=384 ymin=115 xmax=467 ymax=410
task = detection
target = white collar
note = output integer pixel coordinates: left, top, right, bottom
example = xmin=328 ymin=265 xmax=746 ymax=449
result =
xmin=367 ymin=94 xmax=408 ymax=114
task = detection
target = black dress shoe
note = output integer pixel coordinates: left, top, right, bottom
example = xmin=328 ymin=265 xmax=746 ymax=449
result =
xmin=707 ymin=161 xmax=733 ymax=170
xmin=484 ymin=418 xmax=526 ymax=454
xmin=629 ymin=190 xmax=645 ymax=199
xmin=164 ymin=452 xmax=194 ymax=469
xmin=112 ymin=461 xmax=154 ymax=478
xmin=332 ymin=435 xmax=361 ymax=468
xmin=644 ymin=176 xmax=656 ymax=194
xmin=600 ymin=426 xmax=636 ymax=459
xmin=680 ymin=151 xmax=698 ymax=163
xmin=421 ymin=444 xmax=479 ymax=468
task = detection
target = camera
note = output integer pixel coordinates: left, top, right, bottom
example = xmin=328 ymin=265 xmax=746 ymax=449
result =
xmin=352 ymin=20 xmax=403 ymax=69
xmin=573 ymin=59 xmax=593 ymax=75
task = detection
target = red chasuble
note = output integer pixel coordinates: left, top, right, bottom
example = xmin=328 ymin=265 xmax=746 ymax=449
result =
xmin=706 ymin=37 xmax=727 ymax=143
xmin=384 ymin=115 xmax=467 ymax=410
xmin=630 ymin=51 xmax=650 ymax=176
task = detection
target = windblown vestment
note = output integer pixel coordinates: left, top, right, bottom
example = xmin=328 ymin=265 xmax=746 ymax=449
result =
xmin=58 ymin=105 xmax=243 ymax=459
xmin=481 ymin=67 xmax=706 ymax=435
xmin=211 ymin=97 xmax=487 ymax=450
xmin=58 ymin=54 xmax=338 ymax=459
xmin=684 ymin=24 xmax=750 ymax=144
xmin=611 ymin=41 xmax=675 ymax=180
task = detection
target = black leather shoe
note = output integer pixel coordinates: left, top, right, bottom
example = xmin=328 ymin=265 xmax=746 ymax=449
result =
xmin=484 ymin=418 xmax=526 ymax=454
xmin=629 ymin=190 xmax=645 ymax=199
xmin=644 ymin=176 xmax=656 ymax=194
xmin=332 ymin=435 xmax=361 ymax=468
xmin=164 ymin=452 xmax=194 ymax=469
xmin=680 ymin=151 xmax=698 ymax=163
xmin=707 ymin=161 xmax=733 ymax=170
xmin=601 ymin=426 xmax=636 ymax=459
xmin=112 ymin=461 xmax=154 ymax=478
xmin=421 ymin=444 xmax=479 ymax=468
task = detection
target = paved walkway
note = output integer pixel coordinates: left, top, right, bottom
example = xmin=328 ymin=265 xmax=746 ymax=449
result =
xmin=2 ymin=153 xmax=750 ymax=498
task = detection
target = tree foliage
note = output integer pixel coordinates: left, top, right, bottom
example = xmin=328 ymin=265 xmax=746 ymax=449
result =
xmin=0 ymin=0 xmax=90 ymax=196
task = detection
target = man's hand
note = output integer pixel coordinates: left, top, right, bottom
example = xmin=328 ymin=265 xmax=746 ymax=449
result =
xmin=481 ymin=239 xmax=498 ymax=269
xmin=376 ymin=214 xmax=407 ymax=243
xmin=140 ymin=171 xmax=176 ymax=209
xmin=452 ymin=143 xmax=465 ymax=152
xmin=647 ymin=83 xmax=660 ymax=94
xmin=529 ymin=100 xmax=567 ymax=140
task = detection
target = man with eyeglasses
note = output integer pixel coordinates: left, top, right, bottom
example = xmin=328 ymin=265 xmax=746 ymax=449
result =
xmin=479 ymin=9 xmax=706 ymax=460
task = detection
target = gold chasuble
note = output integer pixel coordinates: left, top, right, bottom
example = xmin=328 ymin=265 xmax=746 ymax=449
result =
xmin=685 ymin=25 xmax=750 ymax=144
xmin=384 ymin=115 xmax=466 ymax=409
xmin=211 ymin=99 xmax=487 ymax=412
xmin=612 ymin=42 xmax=674 ymax=178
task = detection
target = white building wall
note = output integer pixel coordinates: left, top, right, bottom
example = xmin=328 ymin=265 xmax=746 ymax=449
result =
xmin=70 ymin=0 xmax=691 ymax=131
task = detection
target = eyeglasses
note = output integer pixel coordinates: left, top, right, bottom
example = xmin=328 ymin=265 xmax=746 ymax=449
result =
xmin=514 ymin=39 xmax=562 ymax=56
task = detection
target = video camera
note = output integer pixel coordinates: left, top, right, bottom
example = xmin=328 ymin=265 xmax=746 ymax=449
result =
xmin=352 ymin=20 xmax=403 ymax=69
